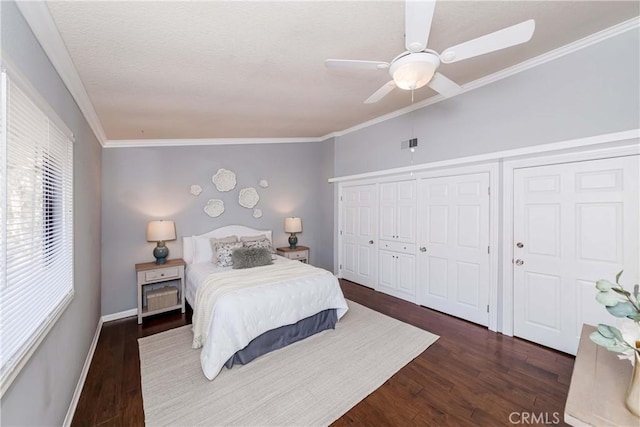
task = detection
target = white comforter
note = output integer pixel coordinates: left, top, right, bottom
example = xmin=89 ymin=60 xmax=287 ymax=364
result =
xmin=192 ymin=257 xmax=349 ymax=380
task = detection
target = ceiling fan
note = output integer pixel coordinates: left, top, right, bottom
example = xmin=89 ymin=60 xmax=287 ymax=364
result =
xmin=325 ymin=1 xmax=535 ymax=104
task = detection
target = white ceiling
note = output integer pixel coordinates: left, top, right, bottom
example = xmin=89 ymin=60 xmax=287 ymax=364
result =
xmin=43 ymin=1 xmax=639 ymax=142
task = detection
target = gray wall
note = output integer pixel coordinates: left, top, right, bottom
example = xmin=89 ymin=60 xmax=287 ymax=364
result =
xmin=0 ymin=2 xmax=102 ymax=426
xmin=101 ymin=141 xmax=334 ymax=315
xmin=334 ymin=29 xmax=640 ymax=176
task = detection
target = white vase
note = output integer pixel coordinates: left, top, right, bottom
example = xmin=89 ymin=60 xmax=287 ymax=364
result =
xmin=626 ymin=352 xmax=640 ymax=417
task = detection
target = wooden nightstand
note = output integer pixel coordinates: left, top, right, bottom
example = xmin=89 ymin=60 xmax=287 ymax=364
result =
xmin=135 ymin=258 xmax=185 ymax=324
xmin=276 ymin=246 xmax=309 ymax=263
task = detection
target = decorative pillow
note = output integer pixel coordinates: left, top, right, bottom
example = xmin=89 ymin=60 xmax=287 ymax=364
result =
xmin=240 ymin=234 xmax=268 ymax=242
xmin=231 ymin=247 xmax=273 ymax=269
xmin=242 ymin=237 xmax=275 ymax=254
xmin=213 ymin=241 xmax=242 ymax=267
xmin=211 ymin=235 xmax=238 ymax=245
xmin=209 ymin=235 xmax=238 ymax=261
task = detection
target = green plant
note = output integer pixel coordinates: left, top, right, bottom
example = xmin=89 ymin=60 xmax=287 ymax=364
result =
xmin=590 ymin=271 xmax=640 ymax=360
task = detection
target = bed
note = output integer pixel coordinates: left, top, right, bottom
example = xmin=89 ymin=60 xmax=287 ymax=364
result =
xmin=183 ymin=225 xmax=349 ymax=380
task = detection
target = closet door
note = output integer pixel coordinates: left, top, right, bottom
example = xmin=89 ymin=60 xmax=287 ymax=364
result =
xmin=379 ymin=183 xmax=396 ymax=241
xmin=417 ymin=173 xmax=490 ymax=326
xmin=513 ymin=156 xmax=639 ymax=355
xmin=396 ymin=180 xmax=416 ymax=243
xmin=341 ymin=184 xmax=377 ymax=287
xmin=379 ymin=180 xmax=416 ymax=242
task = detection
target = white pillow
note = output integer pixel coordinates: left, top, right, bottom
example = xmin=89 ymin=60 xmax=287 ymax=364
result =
xmin=192 ymin=236 xmax=213 ymax=264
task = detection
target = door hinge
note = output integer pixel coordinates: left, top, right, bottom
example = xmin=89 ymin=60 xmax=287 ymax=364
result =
xmin=340 ymin=196 xmax=343 ymax=201
xmin=487 ymin=246 xmax=490 ymax=254
xmin=340 ymin=230 xmax=343 ymax=235
xmin=488 ymin=187 xmax=490 ymax=196
xmin=487 ymin=305 xmax=490 ymax=313
xmin=339 ymin=264 xmax=342 ymax=269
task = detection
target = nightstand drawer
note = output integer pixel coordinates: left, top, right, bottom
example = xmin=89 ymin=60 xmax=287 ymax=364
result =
xmin=289 ymin=250 xmax=308 ymax=260
xmin=145 ymin=267 xmax=179 ymax=282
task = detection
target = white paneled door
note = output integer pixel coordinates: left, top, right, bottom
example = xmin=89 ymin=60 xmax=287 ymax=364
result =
xmin=379 ymin=180 xmax=416 ymax=243
xmin=513 ymin=156 xmax=639 ymax=355
xmin=417 ymin=173 xmax=491 ymax=326
xmin=341 ymin=184 xmax=377 ymax=287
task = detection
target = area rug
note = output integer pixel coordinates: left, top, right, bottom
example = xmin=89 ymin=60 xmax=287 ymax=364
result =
xmin=138 ymin=300 xmax=439 ymax=426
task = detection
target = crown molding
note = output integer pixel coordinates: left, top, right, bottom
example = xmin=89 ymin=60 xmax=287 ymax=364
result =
xmin=16 ymin=1 xmax=107 ymax=146
xmin=323 ymin=16 xmax=640 ymax=141
xmin=104 ymin=136 xmax=326 ymax=148
xmin=18 ymin=2 xmax=638 ymax=148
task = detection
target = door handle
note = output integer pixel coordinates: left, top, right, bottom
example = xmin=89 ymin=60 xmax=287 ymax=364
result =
xmin=369 ymin=240 xmax=374 ymax=244
xmin=419 ymin=247 xmax=427 ymax=252
xmin=516 ymin=242 xmax=524 ymax=248
xmin=515 ymin=259 xmax=524 ymax=266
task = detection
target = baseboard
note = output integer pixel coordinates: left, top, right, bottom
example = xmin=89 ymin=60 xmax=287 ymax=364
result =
xmin=62 ymin=318 xmax=103 ymax=427
xmin=101 ymin=308 xmax=137 ymax=323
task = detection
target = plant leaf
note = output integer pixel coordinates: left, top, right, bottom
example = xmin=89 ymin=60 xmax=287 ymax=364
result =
xmin=616 ymin=270 xmax=623 ymax=284
xmin=605 ymin=325 xmax=625 ymax=342
xmin=596 ymin=291 xmax=620 ymax=307
xmin=596 ymin=280 xmax=614 ymax=291
xmin=606 ymin=301 xmax=638 ymax=318
xmin=605 ymin=343 xmax=629 ymax=353
xmin=596 ymin=324 xmax=616 ymax=339
xmin=590 ymin=331 xmax=616 ymax=347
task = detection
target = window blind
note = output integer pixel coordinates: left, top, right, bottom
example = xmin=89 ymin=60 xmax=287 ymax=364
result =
xmin=0 ymin=71 xmax=74 ymax=395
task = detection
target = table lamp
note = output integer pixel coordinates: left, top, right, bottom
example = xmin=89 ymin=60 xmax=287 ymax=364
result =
xmin=146 ymin=220 xmax=176 ymax=264
xmin=285 ymin=217 xmax=302 ymax=249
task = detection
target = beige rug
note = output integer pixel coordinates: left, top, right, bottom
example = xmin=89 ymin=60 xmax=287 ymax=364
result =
xmin=138 ymin=301 xmax=439 ymax=426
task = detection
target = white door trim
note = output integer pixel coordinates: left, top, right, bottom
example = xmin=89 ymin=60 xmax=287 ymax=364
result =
xmin=501 ymin=142 xmax=640 ymax=336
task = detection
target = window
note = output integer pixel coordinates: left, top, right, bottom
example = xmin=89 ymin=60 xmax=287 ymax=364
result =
xmin=0 ymin=69 xmax=74 ymax=396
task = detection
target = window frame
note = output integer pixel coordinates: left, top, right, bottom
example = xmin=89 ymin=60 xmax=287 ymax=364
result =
xmin=0 ymin=63 xmax=75 ymax=398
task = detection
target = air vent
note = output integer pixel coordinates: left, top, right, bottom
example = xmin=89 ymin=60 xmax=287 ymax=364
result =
xmin=401 ymin=138 xmax=418 ymax=150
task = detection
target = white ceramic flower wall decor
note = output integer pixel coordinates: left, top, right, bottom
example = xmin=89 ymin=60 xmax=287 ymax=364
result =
xmin=252 ymin=209 xmax=263 ymax=219
xmin=204 ymin=199 xmax=225 ymax=217
xmin=212 ymin=168 xmax=236 ymax=192
xmin=258 ymin=179 xmax=269 ymax=188
xmin=190 ymin=184 xmax=202 ymax=196
xmin=239 ymin=187 xmax=259 ymax=208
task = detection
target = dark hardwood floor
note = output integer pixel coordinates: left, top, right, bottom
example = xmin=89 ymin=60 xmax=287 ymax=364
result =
xmin=72 ymin=280 xmax=574 ymax=426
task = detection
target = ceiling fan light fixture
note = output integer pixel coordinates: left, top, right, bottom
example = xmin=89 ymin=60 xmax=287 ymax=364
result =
xmin=389 ymin=53 xmax=440 ymax=91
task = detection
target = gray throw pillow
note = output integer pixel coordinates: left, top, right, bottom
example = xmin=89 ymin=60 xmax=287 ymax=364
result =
xmin=231 ymin=247 xmax=273 ymax=269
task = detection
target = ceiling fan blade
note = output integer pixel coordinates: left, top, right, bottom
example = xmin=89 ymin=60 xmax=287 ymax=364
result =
xmin=325 ymin=59 xmax=390 ymax=70
xmin=440 ymin=19 xmax=535 ymax=64
xmin=427 ymin=72 xmax=463 ymax=97
xmin=364 ymin=81 xmax=397 ymax=104
xmin=405 ymin=0 xmax=436 ymax=53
